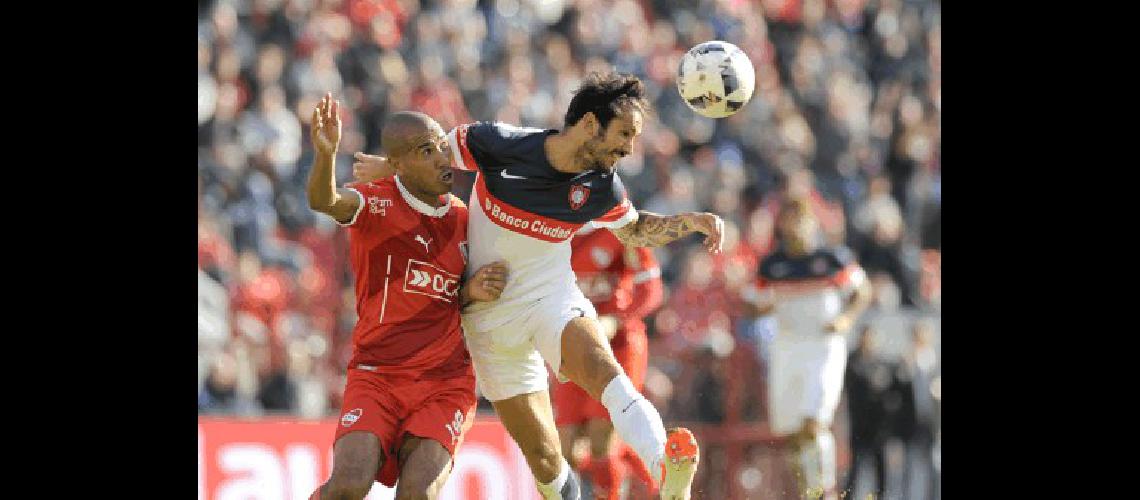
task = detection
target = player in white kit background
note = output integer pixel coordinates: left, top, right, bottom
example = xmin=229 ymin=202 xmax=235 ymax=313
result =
xmin=358 ymin=72 xmax=722 ymax=500
xmin=742 ymin=197 xmax=873 ymax=500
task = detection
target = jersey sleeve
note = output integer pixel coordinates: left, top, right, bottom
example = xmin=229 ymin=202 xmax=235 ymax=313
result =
xmin=446 ymin=122 xmax=512 ymax=173
xmin=753 ymin=255 xmax=774 ymax=289
xmin=627 ymin=247 xmax=661 ymax=285
xmin=338 ymin=182 xmax=380 ymax=232
xmin=830 ymin=246 xmax=867 ymax=294
xmin=742 ymin=255 xmax=777 ymax=306
xmin=590 ymin=174 xmax=639 ymax=229
xmin=624 ymin=247 xmax=664 ymax=319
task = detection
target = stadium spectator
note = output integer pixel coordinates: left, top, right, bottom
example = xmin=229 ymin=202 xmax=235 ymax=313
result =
xmin=893 ymin=318 xmax=940 ymax=500
xmin=842 ymin=324 xmax=894 ymax=499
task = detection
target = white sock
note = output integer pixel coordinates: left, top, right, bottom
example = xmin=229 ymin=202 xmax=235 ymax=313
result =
xmin=818 ymin=431 xmax=836 ymax=490
xmin=600 ymin=374 xmax=667 ymax=482
xmin=536 ymin=458 xmax=571 ymax=500
xmin=798 ymin=438 xmax=822 ymax=494
xmin=797 ymin=432 xmax=837 ymax=496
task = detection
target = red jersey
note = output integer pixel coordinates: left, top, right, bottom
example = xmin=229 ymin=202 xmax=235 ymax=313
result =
xmin=341 ymin=176 xmax=471 ymax=377
xmin=570 ymin=226 xmax=663 ymax=340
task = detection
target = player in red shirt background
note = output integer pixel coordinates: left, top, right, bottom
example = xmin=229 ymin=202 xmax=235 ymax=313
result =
xmin=554 ymin=225 xmax=664 ymax=499
xmin=305 ymin=94 xmax=507 ymax=500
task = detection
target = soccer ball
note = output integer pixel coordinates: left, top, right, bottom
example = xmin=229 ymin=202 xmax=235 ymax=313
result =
xmin=676 ymin=41 xmax=756 ymax=119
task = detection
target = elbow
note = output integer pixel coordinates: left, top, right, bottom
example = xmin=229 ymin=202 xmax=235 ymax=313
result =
xmin=852 ymin=284 xmax=874 ymax=311
xmin=307 ymin=193 xmax=333 ymax=212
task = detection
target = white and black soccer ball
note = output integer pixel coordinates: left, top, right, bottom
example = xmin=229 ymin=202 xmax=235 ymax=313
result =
xmin=676 ymin=41 xmax=756 ymax=119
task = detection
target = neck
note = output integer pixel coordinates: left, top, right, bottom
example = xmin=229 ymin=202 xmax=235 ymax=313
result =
xmin=411 ymin=187 xmax=443 ymax=208
xmin=545 ymin=131 xmax=589 ymax=174
xmin=397 ymin=176 xmax=444 ymax=208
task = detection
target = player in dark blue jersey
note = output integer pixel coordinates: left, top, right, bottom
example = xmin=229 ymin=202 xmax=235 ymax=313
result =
xmin=743 ymin=198 xmax=873 ymax=500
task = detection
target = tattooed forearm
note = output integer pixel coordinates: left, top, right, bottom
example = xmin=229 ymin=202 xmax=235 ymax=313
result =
xmin=612 ymin=211 xmax=696 ymax=247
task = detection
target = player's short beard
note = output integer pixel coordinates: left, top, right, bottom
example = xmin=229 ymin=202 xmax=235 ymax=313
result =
xmin=583 ymin=141 xmax=608 ymax=172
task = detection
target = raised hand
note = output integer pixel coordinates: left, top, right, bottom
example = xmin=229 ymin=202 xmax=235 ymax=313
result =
xmin=352 ymin=152 xmax=395 ymax=182
xmin=310 ymin=92 xmax=342 ymax=156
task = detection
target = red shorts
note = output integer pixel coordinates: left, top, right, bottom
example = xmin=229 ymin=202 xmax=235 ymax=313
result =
xmin=553 ymin=327 xmax=648 ymax=426
xmin=333 ymin=366 xmax=477 ymax=487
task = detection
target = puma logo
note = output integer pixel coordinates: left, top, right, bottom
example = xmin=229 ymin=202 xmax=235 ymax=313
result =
xmin=415 ymin=234 xmax=432 ymax=254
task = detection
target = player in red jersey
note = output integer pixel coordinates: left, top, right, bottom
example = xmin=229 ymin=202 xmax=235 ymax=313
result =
xmin=555 ymin=225 xmax=664 ymax=499
xmin=305 ymin=94 xmax=507 ymax=500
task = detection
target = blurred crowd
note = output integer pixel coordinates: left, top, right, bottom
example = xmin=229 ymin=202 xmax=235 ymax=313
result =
xmin=842 ymin=320 xmax=940 ymax=499
xmin=197 ymin=0 xmax=942 ymax=439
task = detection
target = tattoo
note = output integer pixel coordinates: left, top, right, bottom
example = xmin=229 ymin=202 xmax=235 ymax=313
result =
xmin=612 ymin=211 xmax=697 ymax=248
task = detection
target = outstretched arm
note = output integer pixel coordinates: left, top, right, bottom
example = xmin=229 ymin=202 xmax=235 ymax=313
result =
xmin=824 ymin=270 xmax=873 ymax=333
xmin=350 ymin=152 xmax=395 ymax=183
xmin=306 ymin=92 xmax=361 ymax=223
xmin=609 ymin=210 xmax=725 ymax=253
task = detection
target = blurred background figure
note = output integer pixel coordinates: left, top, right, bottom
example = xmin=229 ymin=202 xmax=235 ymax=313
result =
xmin=842 ymin=324 xmax=894 ymax=499
xmin=893 ymin=318 xmax=940 ymax=500
xmin=745 ymin=198 xmax=872 ymax=500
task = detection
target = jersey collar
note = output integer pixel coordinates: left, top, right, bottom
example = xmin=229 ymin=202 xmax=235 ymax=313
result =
xmin=394 ymin=175 xmax=451 ymax=218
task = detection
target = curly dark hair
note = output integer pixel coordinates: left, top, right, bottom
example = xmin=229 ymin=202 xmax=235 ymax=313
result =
xmin=563 ymin=72 xmax=651 ymax=129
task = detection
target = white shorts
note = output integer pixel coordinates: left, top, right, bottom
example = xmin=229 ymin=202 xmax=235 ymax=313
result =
xmin=767 ymin=336 xmax=847 ymax=436
xmin=462 ymin=285 xmax=598 ymax=402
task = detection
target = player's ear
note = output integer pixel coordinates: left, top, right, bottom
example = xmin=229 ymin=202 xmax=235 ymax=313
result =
xmin=388 ymin=156 xmax=407 ymax=176
xmin=583 ymin=112 xmax=600 ymax=136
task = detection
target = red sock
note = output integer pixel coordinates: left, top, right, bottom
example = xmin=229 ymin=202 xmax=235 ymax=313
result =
xmin=611 ymin=453 xmax=630 ymax=499
xmin=621 ymin=444 xmax=658 ymax=496
xmin=577 ymin=454 xmax=592 ymax=472
xmin=586 ymin=455 xmax=622 ymax=500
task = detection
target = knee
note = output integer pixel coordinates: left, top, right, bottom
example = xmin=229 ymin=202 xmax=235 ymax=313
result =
xmin=323 ymin=476 xmax=373 ymax=500
xmin=326 ymin=432 xmax=381 ymax=499
xmin=393 ymin=485 xmax=436 ymax=500
xmin=394 ymin=470 xmax=445 ymax=500
xmin=325 ymin=462 xmax=377 ymax=500
xmin=799 ymin=419 xmax=822 ymax=441
xmin=523 ymin=440 xmax=564 ymax=479
xmin=580 ymin=360 xmax=623 ymax=399
xmin=561 ymin=320 xmax=623 ymax=397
